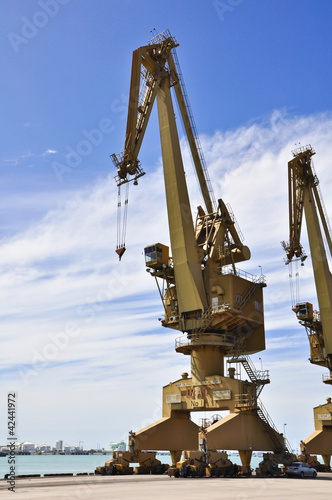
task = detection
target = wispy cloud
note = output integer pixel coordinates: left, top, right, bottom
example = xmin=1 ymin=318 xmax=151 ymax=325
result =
xmin=41 ymin=149 xmax=57 ymax=156
xmin=1 ymin=110 xmax=332 ymax=448
xmin=4 ymin=149 xmax=57 ymax=166
xmin=4 ymin=151 xmax=34 ymax=166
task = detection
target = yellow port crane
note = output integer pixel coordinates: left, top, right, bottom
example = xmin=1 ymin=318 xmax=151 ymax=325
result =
xmin=111 ymin=30 xmax=289 ymax=473
xmin=283 ymin=144 xmax=332 ymax=467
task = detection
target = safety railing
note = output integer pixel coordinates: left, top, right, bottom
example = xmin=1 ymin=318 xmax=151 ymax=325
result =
xmin=257 ymin=399 xmax=279 ymax=434
xmin=175 ymin=333 xmax=236 ymax=349
xmin=148 ymin=29 xmax=178 ymax=46
xmin=234 ymin=394 xmax=256 ymax=409
xmin=255 ymin=369 xmax=270 ymax=381
xmin=221 ymin=266 xmax=266 ymax=285
xmin=322 ymin=372 xmax=332 ymax=382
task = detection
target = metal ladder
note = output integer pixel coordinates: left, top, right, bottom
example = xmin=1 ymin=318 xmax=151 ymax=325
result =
xmin=228 ymin=355 xmax=270 ymax=397
xmin=256 ymin=399 xmax=292 ymax=453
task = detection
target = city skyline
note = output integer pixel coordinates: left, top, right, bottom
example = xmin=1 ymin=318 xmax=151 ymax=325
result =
xmin=1 ymin=438 xmax=125 ymax=452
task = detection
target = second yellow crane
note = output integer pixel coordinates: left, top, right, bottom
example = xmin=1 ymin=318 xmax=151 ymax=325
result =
xmin=283 ymin=144 xmax=332 ymax=468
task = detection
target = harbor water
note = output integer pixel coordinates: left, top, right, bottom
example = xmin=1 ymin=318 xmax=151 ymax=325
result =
xmin=1 ymin=453 xmax=262 ymax=477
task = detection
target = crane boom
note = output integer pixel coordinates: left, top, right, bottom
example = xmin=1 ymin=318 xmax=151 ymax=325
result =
xmin=167 ymin=50 xmax=216 ymax=214
xmin=112 ymin=29 xmax=264 ymax=348
xmin=283 ymin=144 xmax=332 ymax=382
xmin=156 ymin=71 xmax=207 ymax=314
xmin=112 ymin=31 xmax=215 ymax=212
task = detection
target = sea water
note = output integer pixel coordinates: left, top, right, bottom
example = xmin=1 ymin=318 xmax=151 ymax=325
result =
xmin=0 ymin=453 xmax=262 ymax=477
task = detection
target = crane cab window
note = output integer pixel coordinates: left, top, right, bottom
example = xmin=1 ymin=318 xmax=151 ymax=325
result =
xmin=144 ymin=243 xmax=169 ymax=269
xmin=295 ymin=302 xmax=313 ymax=320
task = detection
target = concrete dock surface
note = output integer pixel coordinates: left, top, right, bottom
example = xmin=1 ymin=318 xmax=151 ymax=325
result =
xmin=1 ymin=473 xmax=332 ymax=500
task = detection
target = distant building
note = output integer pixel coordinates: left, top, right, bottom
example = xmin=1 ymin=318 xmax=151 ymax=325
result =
xmin=110 ymin=441 xmax=126 ymax=452
xmin=22 ymin=442 xmax=35 ymax=452
xmin=55 ymin=440 xmax=63 ymax=451
xmin=36 ymin=444 xmax=52 ymax=453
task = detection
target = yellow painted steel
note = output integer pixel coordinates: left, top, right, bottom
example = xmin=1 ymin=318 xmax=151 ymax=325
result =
xmin=156 ymin=75 xmax=207 ymax=315
xmin=202 ymin=413 xmax=283 ymax=452
xmin=285 ymin=145 xmax=332 ymax=465
xmin=303 ymin=179 xmax=332 ymax=364
xmin=285 ymin=145 xmax=332 ymax=376
xmin=109 ymin=30 xmax=282 ymax=473
xmin=301 ymin=398 xmax=332 ymax=466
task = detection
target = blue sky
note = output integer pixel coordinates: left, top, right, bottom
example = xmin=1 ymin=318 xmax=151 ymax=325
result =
xmin=1 ymin=0 xmax=332 ymax=454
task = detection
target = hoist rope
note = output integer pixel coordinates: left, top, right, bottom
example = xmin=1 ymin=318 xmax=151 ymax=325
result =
xmin=289 ymin=260 xmax=300 ymax=307
xmin=295 ymin=259 xmax=300 ymax=305
xmin=117 ymin=186 xmax=121 ymax=249
xmin=289 ymin=262 xmax=294 ymax=306
xmin=116 ymin=182 xmax=129 ymax=250
xmin=121 ymin=182 xmax=129 ymax=248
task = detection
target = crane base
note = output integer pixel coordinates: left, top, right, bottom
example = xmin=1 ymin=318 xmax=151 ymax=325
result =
xmin=131 ymin=412 xmax=199 ymax=465
xmin=203 ymin=411 xmax=284 ymax=455
xmin=301 ymin=429 xmax=332 ymax=464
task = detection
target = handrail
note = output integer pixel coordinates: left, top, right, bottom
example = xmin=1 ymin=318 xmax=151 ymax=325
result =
xmin=291 ymin=144 xmax=315 ymax=156
xmin=257 ymin=399 xmax=279 ymax=434
xmin=284 ymin=438 xmax=293 ymax=453
xmin=175 ymin=333 xmax=236 ymax=349
xmin=226 ymin=203 xmax=244 ymax=243
xmin=148 ymin=28 xmax=177 ymax=46
xmin=242 ymin=356 xmax=270 ymax=382
xmin=255 ymin=369 xmax=270 ymax=381
xmin=221 ymin=266 xmax=266 ymax=285
xmin=234 ymin=393 xmax=256 ymax=409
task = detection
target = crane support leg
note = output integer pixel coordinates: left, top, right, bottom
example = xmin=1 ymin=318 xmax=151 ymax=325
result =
xmin=239 ymin=449 xmax=253 ymax=474
xmin=322 ymin=454 xmax=331 ymax=468
xmin=129 ymin=411 xmax=199 ymax=464
xmin=301 ymin=398 xmax=332 ymax=464
xmin=302 ymin=430 xmax=332 ymax=458
xmin=202 ymin=411 xmax=284 ymax=455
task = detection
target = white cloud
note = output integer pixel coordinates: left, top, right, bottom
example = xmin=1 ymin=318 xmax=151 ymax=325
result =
xmin=1 ymin=110 xmax=332 ymax=451
xmin=4 ymin=149 xmax=57 ymax=167
xmin=4 ymin=151 xmax=34 ymax=166
xmin=42 ymin=149 xmax=57 ymax=156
